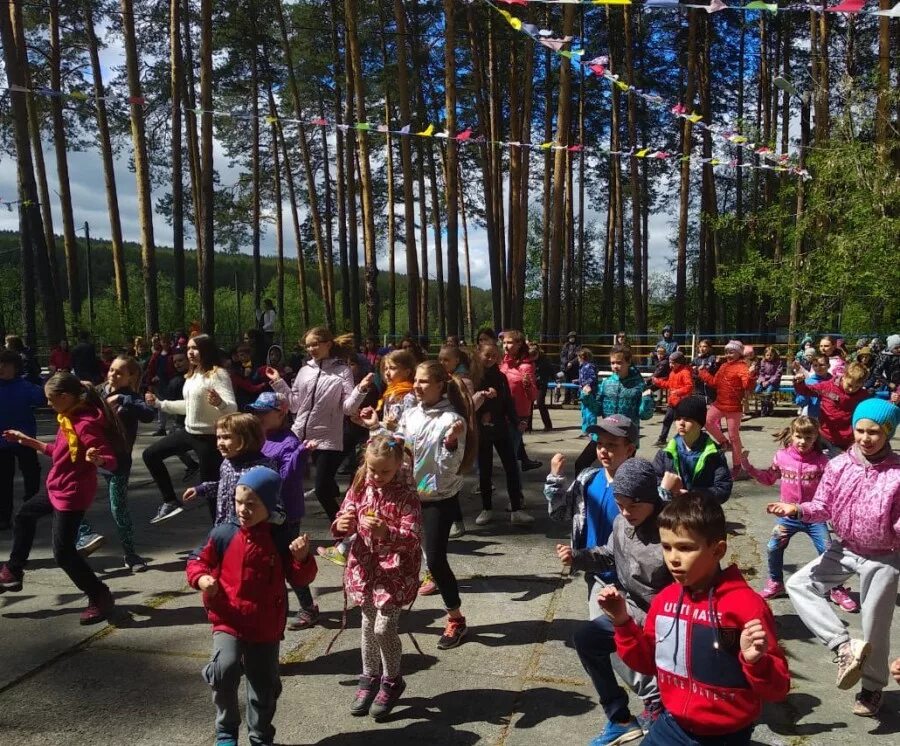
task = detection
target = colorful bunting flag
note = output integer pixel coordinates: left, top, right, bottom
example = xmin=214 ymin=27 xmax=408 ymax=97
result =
xmin=825 ymin=0 xmax=864 ymax=11
xmin=417 ymin=124 xmax=434 ymax=136
xmin=874 ymin=1 xmax=900 ymax=16
xmin=743 ymin=0 xmax=778 ymax=11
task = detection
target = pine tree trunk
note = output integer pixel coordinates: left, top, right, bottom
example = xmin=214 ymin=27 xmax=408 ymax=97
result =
xmin=331 ymin=13 xmax=350 ymax=327
xmin=181 ymin=0 xmax=203 ymax=272
xmin=318 ymin=94 xmax=336 ymax=328
xmin=487 ymin=22 xmax=507 ymax=326
xmin=443 ymin=0 xmax=462 ymax=337
xmin=168 ymin=0 xmax=183 ymax=323
xmin=250 ymin=50 xmax=262 ymax=315
xmin=344 ymin=53 xmax=362 ymax=341
xmin=122 ymin=0 xmax=159 ymax=335
xmin=623 ymin=5 xmax=645 ymax=335
xmin=198 ymin=0 xmax=214 ymax=333
xmin=416 ymin=140 xmax=430 ymax=336
xmin=269 ymin=112 xmax=285 ymax=340
xmin=539 ymin=17 xmax=553 ymax=340
xmin=459 ymin=159 xmax=475 ymax=343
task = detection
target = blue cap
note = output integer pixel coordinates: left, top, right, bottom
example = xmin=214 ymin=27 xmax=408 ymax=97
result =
xmin=852 ymin=398 xmax=899 ymax=439
xmin=237 ymin=466 xmax=282 ymax=515
xmin=247 ymin=391 xmax=283 ymax=412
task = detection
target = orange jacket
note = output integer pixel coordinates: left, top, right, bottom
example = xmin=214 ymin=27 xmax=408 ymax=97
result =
xmin=651 ymin=365 xmax=694 ymax=407
xmin=699 ymin=360 xmax=756 ymax=412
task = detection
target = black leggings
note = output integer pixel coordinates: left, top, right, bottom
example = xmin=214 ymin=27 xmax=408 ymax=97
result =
xmin=658 ymin=406 xmax=676 ymax=443
xmin=422 ymin=496 xmax=462 ymax=611
xmin=313 ymin=449 xmax=344 ymax=521
xmin=0 ymin=445 xmax=41 ymax=524
xmin=143 ymin=429 xmax=221 ymax=514
xmin=532 ymin=384 xmax=553 ymax=430
xmin=477 ymin=425 xmax=523 ymax=511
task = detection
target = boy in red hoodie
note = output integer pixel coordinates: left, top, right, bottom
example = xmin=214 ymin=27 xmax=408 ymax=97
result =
xmin=187 ymin=467 xmax=317 ymax=746
xmin=792 ymin=361 xmax=870 ymax=455
xmin=597 ymin=492 xmax=789 ymax=745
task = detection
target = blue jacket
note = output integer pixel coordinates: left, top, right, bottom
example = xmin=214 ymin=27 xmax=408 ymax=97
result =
xmin=0 ymin=377 xmax=45 ymax=448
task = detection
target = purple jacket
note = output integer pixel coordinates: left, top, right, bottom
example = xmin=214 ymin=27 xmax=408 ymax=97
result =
xmin=262 ymin=429 xmax=308 ymax=520
xmin=272 ymin=357 xmax=367 ymax=452
xmin=799 ymin=446 xmax=900 ymax=557
xmin=757 ymin=358 xmax=785 ymax=388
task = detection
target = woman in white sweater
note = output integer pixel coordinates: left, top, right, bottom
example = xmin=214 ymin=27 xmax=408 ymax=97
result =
xmin=143 ymin=335 xmax=237 ymax=523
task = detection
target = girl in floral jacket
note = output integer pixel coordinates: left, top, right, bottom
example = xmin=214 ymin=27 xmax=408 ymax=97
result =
xmin=332 ymin=434 xmax=422 ymax=721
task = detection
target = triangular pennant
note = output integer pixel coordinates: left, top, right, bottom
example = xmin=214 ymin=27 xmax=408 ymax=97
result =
xmin=498 ymin=9 xmax=523 ymax=31
xmin=455 ymin=128 xmax=473 ymax=142
xmin=127 ymin=95 xmax=147 ymax=105
xmin=377 ymin=124 xmax=389 ymax=133
xmin=417 ymin=124 xmax=434 ymax=136
xmin=744 ymin=0 xmax=778 ymax=11
xmin=265 ymin=116 xmax=279 ymax=125
xmin=538 ymin=37 xmax=573 ymax=52
xmin=521 ymin=23 xmax=540 ymax=38
xmin=540 ymin=141 xmax=554 ymax=150
xmin=568 ymin=144 xmax=584 ymax=152
xmin=311 ymin=117 xmax=328 ymax=126
xmin=825 ymin=0 xmax=864 ymax=10
xmin=68 ymin=90 xmax=89 ymax=101
xmin=873 ymin=1 xmax=900 ymax=15
xmin=686 ymin=113 xmax=703 ymax=123
xmin=355 ymin=122 xmax=371 ymax=131
xmin=645 ymin=0 xmax=679 ymax=5
xmin=400 ymin=124 xmax=411 ymax=134
xmin=592 ymin=0 xmax=632 ymax=4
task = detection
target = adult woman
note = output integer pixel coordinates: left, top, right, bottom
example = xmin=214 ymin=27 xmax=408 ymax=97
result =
xmin=143 ymin=334 xmax=237 ymax=523
xmin=818 ymin=335 xmax=846 ymax=377
xmin=500 ymin=330 xmax=542 ymax=472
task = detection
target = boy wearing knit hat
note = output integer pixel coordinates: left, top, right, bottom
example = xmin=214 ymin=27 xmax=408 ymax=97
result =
xmin=559 ymin=457 xmax=671 ymax=744
xmin=653 ymin=396 xmax=733 ymax=505
xmin=187 ymin=466 xmax=317 ymax=746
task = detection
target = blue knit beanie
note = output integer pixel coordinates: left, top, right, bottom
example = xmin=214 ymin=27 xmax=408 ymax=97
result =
xmin=237 ymin=466 xmax=282 ymax=515
xmin=852 ymin=399 xmax=899 ymax=439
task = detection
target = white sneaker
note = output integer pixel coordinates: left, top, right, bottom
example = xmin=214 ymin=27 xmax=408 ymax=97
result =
xmin=475 ymin=510 xmax=493 ymax=526
xmin=448 ymin=520 xmax=466 ymax=538
xmin=510 ymin=510 xmax=535 ymax=526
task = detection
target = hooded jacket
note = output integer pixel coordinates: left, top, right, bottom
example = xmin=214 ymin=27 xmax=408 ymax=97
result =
xmin=396 ymin=397 xmax=467 ymax=502
xmin=0 ymin=377 xmax=45 ymax=447
xmin=477 ymin=364 xmax=519 ymax=432
xmin=691 ymin=353 xmax=718 ymax=401
xmin=271 ymin=357 xmax=367 ymax=452
xmin=614 ymin=564 xmax=790 ymax=737
xmin=798 ymin=446 xmax=900 ymax=556
xmin=757 ymin=357 xmax=785 ymax=389
xmin=262 ymin=430 xmax=307 ymax=520
xmin=698 ymin=360 xmax=756 ymax=412
xmin=500 ymin=355 xmax=537 ymax=418
xmin=581 ymin=368 xmax=653 ymax=424
xmin=792 ymin=377 xmax=870 ymax=448
xmin=98 ymin=384 xmax=156 ymax=475
xmin=187 ymin=519 xmax=317 ymax=643
xmin=332 ymin=467 xmax=422 ymax=609
xmin=653 ymin=434 xmax=732 ymax=504
xmin=744 ymin=445 xmax=829 ymax=506
xmin=652 ymin=365 xmax=694 ymax=407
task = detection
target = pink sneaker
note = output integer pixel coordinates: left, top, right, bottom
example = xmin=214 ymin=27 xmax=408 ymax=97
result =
xmin=759 ymin=579 xmax=785 ymax=600
xmin=829 ymin=585 xmax=859 ymax=612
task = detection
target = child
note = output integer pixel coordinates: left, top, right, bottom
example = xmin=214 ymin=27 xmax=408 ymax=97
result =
xmin=755 ymin=346 xmax=785 ymax=417
xmin=393 ymin=360 xmax=476 ymax=650
xmin=187 ymin=467 xmax=317 ymax=746
xmin=792 ymin=361 xmax=870 ymax=454
xmin=473 ymin=342 xmax=533 ymax=527
xmin=599 ymin=492 xmax=790 ymax=745
xmin=248 ymin=392 xmax=318 ymax=630
xmin=528 ymin=341 xmax=556 ymax=431
xmin=691 ymin=338 xmax=717 ymax=404
xmin=559 ymin=458 xmax=670 ymax=744
xmin=771 ymin=399 xmax=899 ymax=718
xmin=698 ymin=339 xmax=757 ymax=478
xmin=871 ymin=333 xmax=900 ymax=394
xmin=0 ymin=372 xmax=125 ymax=624
xmin=577 ymin=347 xmax=599 ymax=435
xmin=186 ymin=413 xmax=279 ymax=526
xmin=76 ymin=355 xmax=157 ymax=571
xmin=230 ymin=344 xmax=269 ymax=410
xmin=653 ymin=396 xmax=732 ymax=505
xmin=500 ymin=330 xmax=541 ymax=472
xmin=0 ymin=350 xmax=44 ymax=531
xmin=438 ymin=344 xmax=482 ymax=400
xmin=652 ymin=351 xmax=694 ymax=448
xmin=794 ymin=353 xmax=831 ymax=419
xmin=331 ymin=435 xmax=422 ymax=720
xmin=741 ymin=416 xmax=858 ymax=610
xmin=649 ymin=345 xmax=670 ymax=409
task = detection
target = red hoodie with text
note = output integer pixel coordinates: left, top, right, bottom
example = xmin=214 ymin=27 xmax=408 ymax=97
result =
xmin=614 ymin=564 xmax=790 ymax=737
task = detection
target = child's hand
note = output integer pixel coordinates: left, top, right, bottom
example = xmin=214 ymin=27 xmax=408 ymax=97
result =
xmin=766 ymin=502 xmax=799 ymax=518
xmin=3 ymin=429 xmax=25 ymax=443
xmin=206 ymin=388 xmax=222 ymax=407
xmin=660 ymin=472 xmax=684 ymax=493
xmin=289 ymin=534 xmax=310 ymax=561
xmin=740 ymin=449 xmax=752 ymax=469
xmin=264 ymin=366 xmax=281 ymax=382
xmin=484 ymin=387 xmax=497 ymax=399
xmin=517 ymin=419 xmax=528 ymax=433
xmin=358 ymin=373 xmax=374 ymax=392
xmin=740 ymin=619 xmax=768 ymax=664
xmin=360 ymin=512 xmax=388 ymax=539
xmin=85 ymin=447 xmax=105 ymax=466
xmin=145 ymin=391 xmax=158 ymax=407
xmin=444 ymin=420 xmax=465 ymax=450
xmin=556 ymin=543 xmax=574 ymax=566
xmin=582 ymin=385 xmax=591 ymax=394
xmin=550 ymin=452 xmax=566 ymax=476
xmin=182 ymin=487 xmax=198 ymax=502
xmin=303 ymin=439 xmax=319 ymax=451
xmin=359 ymin=407 xmax=379 ymax=429
xmin=890 ymin=657 xmax=900 ymax=685
xmin=596 ymin=586 xmax=630 ymax=626
xmin=335 ymin=513 xmax=357 ymax=535
xmin=198 ymin=575 xmax=219 ymax=597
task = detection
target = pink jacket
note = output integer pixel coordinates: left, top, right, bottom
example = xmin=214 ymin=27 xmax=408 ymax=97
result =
xmin=272 ymin=357 xmax=366 ymax=452
xmin=332 ymin=468 xmax=422 ymax=609
xmin=44 ymin=406 xmax=118 ymax=511
xmin=500 ymin=356 xmax=537 ymax=418
xmin=799 ymin=446 xmax=900 ymax=557
xmin=745 ymin=445 xmax=829 ymax=506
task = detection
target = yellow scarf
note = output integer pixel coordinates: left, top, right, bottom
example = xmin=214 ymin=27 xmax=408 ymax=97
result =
xmin=57 ymin=414 xmax=80 ymax=463
xmin=377 ymin=380 xmax=414 ymax=413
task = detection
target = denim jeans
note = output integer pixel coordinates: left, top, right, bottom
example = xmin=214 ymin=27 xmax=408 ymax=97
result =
xmin=754 ymin=383 xmax=777 ymax=395
xmin=768 ymin=516 xmax=831 ymax=583
xmin=643 ymin=710 xmax=752 ymax=745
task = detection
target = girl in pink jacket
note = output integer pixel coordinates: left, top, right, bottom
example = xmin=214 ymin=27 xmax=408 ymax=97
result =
xmin=742 ymin=416 xmax=856 ymax=611
xmin=499 ymin=329 xmax=541 ymax=472
xmin=0 ymin=372 xmax=125 ymax=624
xmin=769 ymin=399 xmax=900 ymax=717
xmin=332 ymin=434 xmax=422 ymax=721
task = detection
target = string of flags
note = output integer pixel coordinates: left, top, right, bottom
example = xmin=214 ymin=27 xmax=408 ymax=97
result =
xmin=481 ymin=0 xmax=812 ymax=178
xmin=490 ymin=0 xmax=900 ymax=15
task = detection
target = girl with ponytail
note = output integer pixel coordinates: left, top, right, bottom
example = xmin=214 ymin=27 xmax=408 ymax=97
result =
xmin=0 ymin=372 xmax=125 ymax=624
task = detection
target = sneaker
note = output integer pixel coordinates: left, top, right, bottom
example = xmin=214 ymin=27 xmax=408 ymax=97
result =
xmin=475 ymin=510 xmax=493 ymax=526
xmin=349 ymin=674 xmax=380 ymax=716
xmin=589 ymin=718 xmax=643 ymax=746
xmin=123 ymin=552 xmax=149 ymax=573
xmin=287 ymin=604 xmax=319 ymax=631
xmin=829 ymin=585 xmax=860 ymax=612
xmin=520 ymin=459 xmax=543 ymax=472
xmin=510 ymin=510 xmax=535 ymax=526
xmin=214 ymin=738 xmax=238 ymax=746
xmin=437 ymin=615 xmax=467 ymax=650
xmin=758 ymin=579 xmax=786 ymax=600
xmin=418 ymin=572 xmax=437 ymax=597
xmin=852 ymin=688 xmax=883 ymax=717
xmin=0 ymin=563 xmax=23 ymax=593
xmin=449 ymin=520 xmax=466 ymax=539
xmin=181 ymin=463 xmax=200 ymax=483
xmin=635 ymin=704 xmax=662 ymax=734
xmin=151 ymin=428 xmax=167 ymax=437
xmin=317 ymin=545 xmax=348 ymax=567
xmin=79 ymin=589 xmax=114 ymax=625
xmin=150 ymin=501 xmax=184 ymax=524
xmin=76 ymin=533 xmax=106 ymax=558
xmin=653 ymin=439 xmax=667 ymax=448
xmin=369 ymin=675 xmax=406 ymax=721
xmin=834 ymin=639 xmax=871 ymax=690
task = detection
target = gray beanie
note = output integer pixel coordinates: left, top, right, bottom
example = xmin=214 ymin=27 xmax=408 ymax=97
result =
xmin=612 ymin=457 xmax=659 ymax=504
xmin=887 ymin=334 xmax=900 ymax=351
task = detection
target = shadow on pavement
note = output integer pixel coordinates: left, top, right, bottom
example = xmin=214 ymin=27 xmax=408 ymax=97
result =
xmin=303 ymin=720 xmax=481 ymax=746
